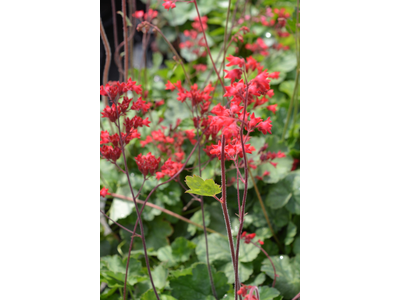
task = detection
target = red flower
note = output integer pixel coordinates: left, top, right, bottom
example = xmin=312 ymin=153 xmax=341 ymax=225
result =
xmin=157 ymin=158 xmax=184 ymax=179
xmin=266 ymin=104 xmax=278 ymax=114
xmin=101 ymin=104 xmax=118 ymax=122
xmin=257 ymin=117 xmax=272 ymax=134
xmin=268 ymin=71 xmax=280 ymax=79
xmin=241 ymin=232 xmax=256 ymax=244
xmin=124 ymin=78 xmax=142 ymax=94
xmin=134 ymin=152 xmax=161 ymax=177
xmin=100 ymin=187 xmax=110 ymax=197
xmin=162 ymin=0 xmax=176 ymax=10
xmin=226 ymin=54 xmax=245 ymax=68
xmin=134 ymin=11 xmax=144 ymax=19
xmin=165 ymin=80 xmax=176 ymax=91
xmin=100 ymin=131 xmax=110 ymax=145
xmin=224 ymin=69 xmax=243 ymax=83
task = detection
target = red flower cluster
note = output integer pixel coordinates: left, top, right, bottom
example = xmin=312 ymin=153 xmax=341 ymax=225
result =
xmin=162 ymin=0 xmax=176 ymax=11
xmin=179 ymin=17 xmax=209 ymax=58
xmin=241 ymin=232 xmax=264 ymax=245
xmin=166 ymin=80 xmax=214 ymax=110
xmin=133 ymin=9 xmax=158 ymax=21
xmin=237 ymin=284 xmax=259 ymax=300
xmin=156 ymin=158 xmax=184 ymax=180
xmin=245 ymin=38 xmax=269 ymax=56
xmin=140 ymin=120 xmax=189 ymax=162
xmin=100 ymin=79 xmax=149 ymax=164
xmin=100 ymin=187 xmax=110 ymax=197
xmin=135 ymin=153 xmax=161 ymax=177
xmin=100 ymin=78 xmax=142 ymax=101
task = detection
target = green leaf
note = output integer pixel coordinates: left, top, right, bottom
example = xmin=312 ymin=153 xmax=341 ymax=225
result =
xmin=170 ymin=263 xmax=230 ymax=300
xmin=245 ymin=273 xmax=266 ymax=286
xmin=258 ymin=286 xmax=281 ymax=299
xmin=141 ymin=290 xmax=177 ymax=300
xmin=195 ymin=234 xmax=260 ymax=264
xmin=100 ymin=255 xmax=144 ymax=286
xmin=185 ymin=175 xmax=221 ymax=197
xmin=292 ymin=236 xmax=300 ymax=254
xmin=153 ymin=264 xmax=168 ymax=290
xmin=268 ymin=51 xmax=297 ymax=73
xmin=261 ymin=255 xmax=300 ymax=299
xmin=279 ymin=80 xmax=296 ymax=98
xmin=284 ymin=222 xmax=297 ymax=245
xmin=157 ymin=246 xmax=178 ymax=267
xmin=266 ymin=171 xmax=300 ymax=209
xmin=285 ymin=171 xmax=300 ymax=214
xmin=171 ymin=237 xmax=197 ymax=262
xmin=109 ymin=198 xmax=135 ymax=223
xmin=157 ymin=237 xmax=196 ymax=266
xmin=220 ymin=261 xmax=253 ymax=284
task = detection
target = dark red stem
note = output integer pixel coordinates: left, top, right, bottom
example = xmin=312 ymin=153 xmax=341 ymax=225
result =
xmin=220 ymin=135 xmax=238 ymax=294
xmin=114 ymin=112 xmax=160 ymax=300
xmin=234 ymin=76 xmax=250 ymax=299
xmin=193 ymin=0 xmax=226 ymax=93
xmin=100 ymin=210 xmax=134 ymax=234
xmin=250 ymin=241 xmax=277 ymax=288
xmin=122 ymin=0 xmax=129 ymax=81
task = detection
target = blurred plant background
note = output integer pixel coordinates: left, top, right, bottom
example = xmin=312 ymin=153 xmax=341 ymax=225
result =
xmin=100 ymin=0 xmax=300 ymax=299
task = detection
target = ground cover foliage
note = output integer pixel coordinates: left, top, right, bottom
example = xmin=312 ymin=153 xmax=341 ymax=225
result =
xmin=100 ymin=0 xmax=300 ymax=299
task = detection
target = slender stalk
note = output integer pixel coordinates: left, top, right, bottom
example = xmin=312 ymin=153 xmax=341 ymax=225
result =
xmin=248 ymin=168 xmax=283 ymax=252
xmin=149 ymin=24 xmax=192 ymax=86
xmin=292 ymin=292 xmax=300 ymax=300
xmin=291 ymin=76 xmax=300 ymax=137
xmin=130 ymin=0 xmax=137 ymax=72
xmin=195 ymin=114 xmax=218 ymax=299
xmin=100 ymin=17 xmax=112 ymax=107
xmin=220 ymin=0 xmax=232 ymax=105
xmin=122 ymin=0 xmax=129 ymax=81
xmin=114 ymin=114 xmax=159 ymax=300
xmin=193 ymin=0 xmax=226 ymax=93
xmin=291 ymin=2 xmax=300 ymax=137
xmin=202 ymin=0 xmax=240 ymax=89
xmin=220 ymin=135 xmax=238 ymax=295
xmin=233 ymin=71 xmax=251 ymax=299
xmin=281 ymin=69 xmax=299 ymax=141
xmin=119 ymin=141 xmax=201 ymax=298
xmin=250 ymin=241 xmax=277 ymax=287
xmin=111 ymin=0 xmax=124 ymax=81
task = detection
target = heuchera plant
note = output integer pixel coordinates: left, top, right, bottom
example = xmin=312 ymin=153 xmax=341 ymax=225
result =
xmin=100 ymin=0 xmax=300 ymax=299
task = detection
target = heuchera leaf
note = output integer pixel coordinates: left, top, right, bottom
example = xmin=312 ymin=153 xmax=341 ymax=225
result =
xmin=170 ymin=263 xmax=230 ymax=300
xmin=185 ymin=175 xmax=221 ymax=197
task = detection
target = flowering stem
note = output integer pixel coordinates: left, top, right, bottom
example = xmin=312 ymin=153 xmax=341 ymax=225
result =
xmin=233 ymin=73 xmax=251 ymax=299
xmin=195 ymin=119 xmax=218 ymax=300
xmin=100 ymin=17 xmax=111 ymax=107
xmin=150 ymin=24 xmax=192 ymax=86
xmin=220 ymin=135 xmax=238 ymax=296
xmin=111 ymin=0 xmax=124 ymax=81
xmin=250 ymin=241 xmax=277 ymax=287
xmin=222 ymin=0 xmax=232 ymax=82
xmin=202 ymin=0 xmax=240 ymax=89
xmin=292 ymin=292 xmax=300 ymax=300
xmin=122 ymin=0 xmax=129 ymax=82
xmin=114 ymin=114 xmax=159 ymax=300
xmin=248 ymin=168 xmax=283 ymax=252
xmin=193 ymin=0 xmax=226 ymax=93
